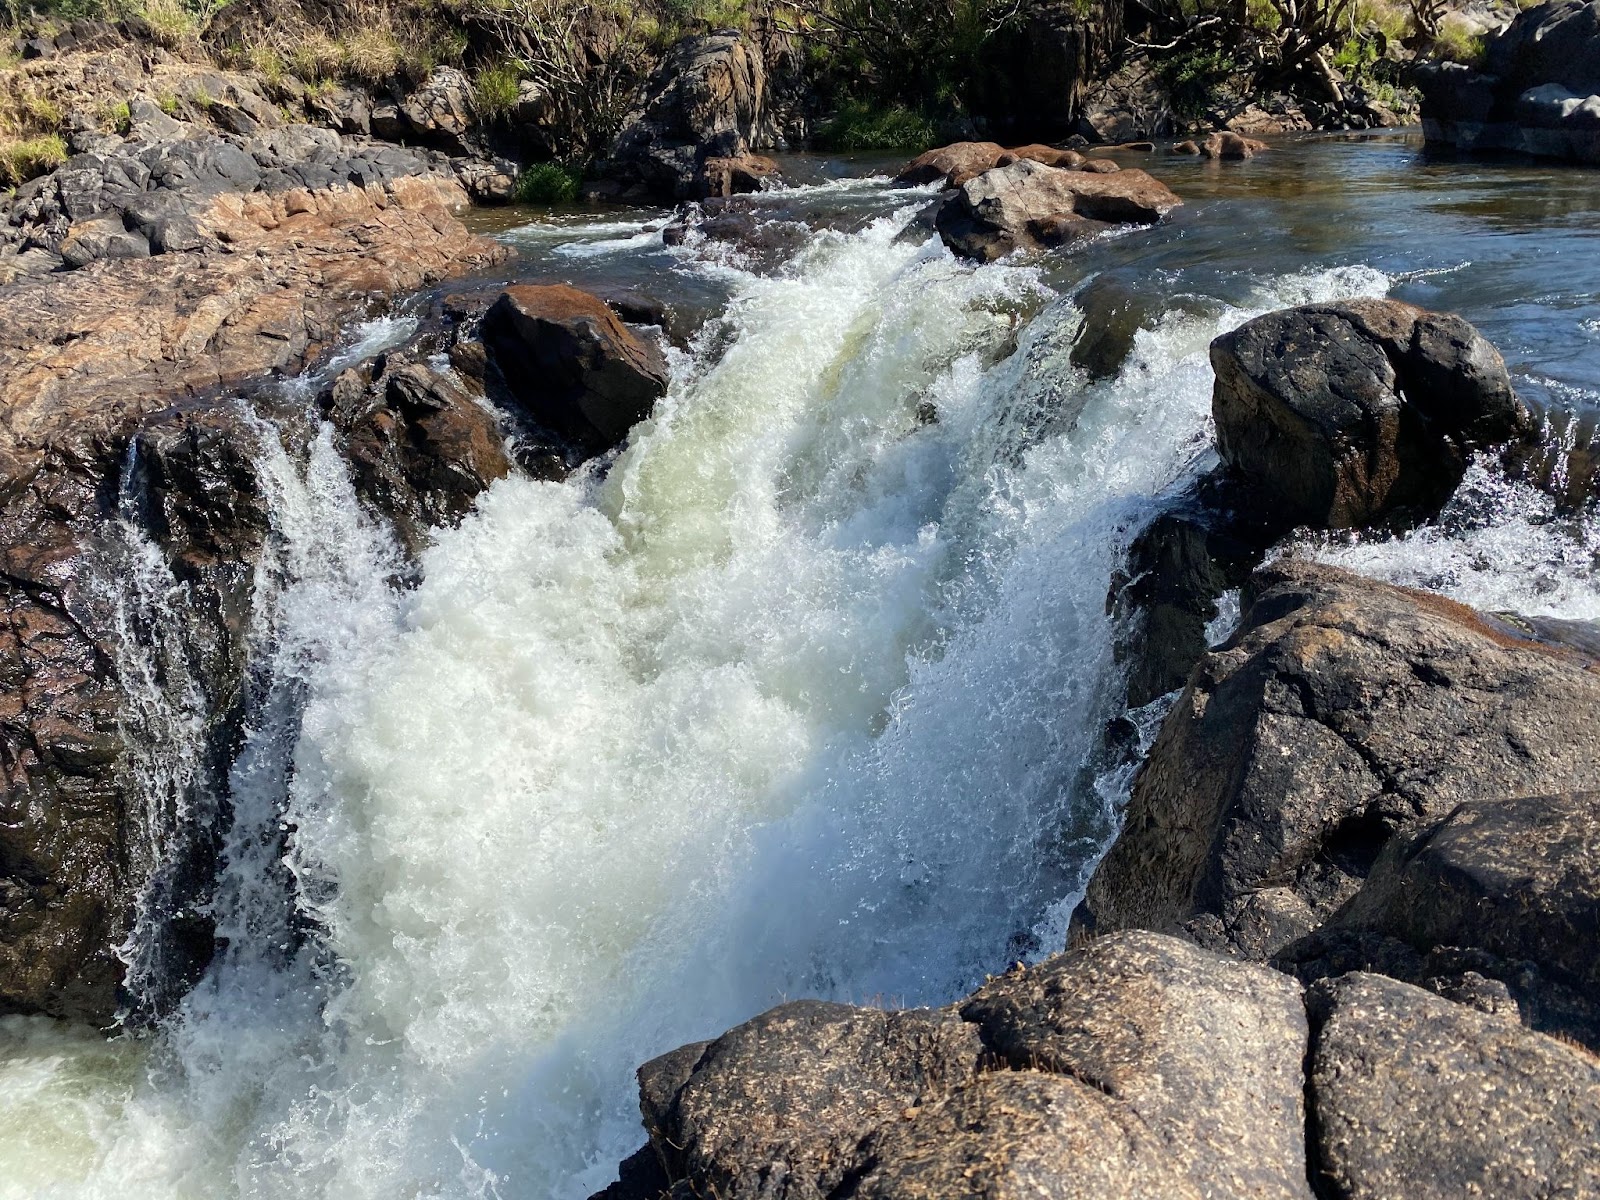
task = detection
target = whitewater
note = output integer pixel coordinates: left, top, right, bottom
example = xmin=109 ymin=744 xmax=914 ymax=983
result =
xmin=2 ymin=159 xmax=1597 ymax=1199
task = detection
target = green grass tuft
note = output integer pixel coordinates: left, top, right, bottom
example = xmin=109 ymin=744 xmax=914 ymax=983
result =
xmin=813 ymin=101 xmax=937 ymax=152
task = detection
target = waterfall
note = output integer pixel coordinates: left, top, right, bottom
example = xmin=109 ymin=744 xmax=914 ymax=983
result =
xmin=104 ymin=443 xmax=216 ymax=1022
xmin=0 ymin=194 xmax=1535 ymax=1200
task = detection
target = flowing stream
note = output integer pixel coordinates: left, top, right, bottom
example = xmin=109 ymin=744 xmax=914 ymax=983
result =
xmin=1 ymin=134 xmax=1599 ymax=1199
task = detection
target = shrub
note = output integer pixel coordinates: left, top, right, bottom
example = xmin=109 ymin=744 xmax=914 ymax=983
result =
xmin=814 ymin=100 xmax=937 ymax=151
xmin=514 ymin=160 xmax=581 ymax=205
xmin=105 ymin=98 xmax=131 ymax=133
xmin=0 ymin=132 xmax=66 ymax=184
xmin=1432 ymin=15 xmax=1486 ymax=65
xmin=474 ymin=61 xmax=520 ymax=119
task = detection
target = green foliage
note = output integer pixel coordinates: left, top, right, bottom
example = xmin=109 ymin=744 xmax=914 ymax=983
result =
xmin=105 ymin=97 xmax=131 ymax=132
xmin=0 ymin=131 xmax=65 ymax=183
xmin=474 ymin=60 xmax=519 ymax=118
xmin=156 ymin=89 xmax=179 ymax=114
xmin=813 ymin=100 xmax=936 ymax=151
xmin=1432 ymin=16 xmax=1486 ymax=65
xmin=782 ymin=0 xmax=1024 ymax=112
xmin=513 ymin=160 xmax=581 ymax=205
xmin=1157 ymin=45 xmax=1243 ymax=120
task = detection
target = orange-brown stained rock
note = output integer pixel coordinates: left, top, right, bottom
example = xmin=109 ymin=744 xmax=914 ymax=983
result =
xmin=480 ymin=284 xmax=669 ymax=453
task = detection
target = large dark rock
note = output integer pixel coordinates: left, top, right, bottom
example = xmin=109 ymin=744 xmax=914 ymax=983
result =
xmin=1281 ymin=791 xmax=1600 ymax=1049
xmin=1419 ymin=0 xmax=1600 ymax=163
xmin=606 ymin=33 xmax=779 ymax=202
xmin=1210 ymin=299 xmax=1529 ymax=530
xmin=324 ymin=356 xmax=512 ymax=557
xmin=1077 ymin=559 xmax=1600 ymax=960
xmin=480 ymin=285 xmax=670 ymax=456
xmin=934 ymin=158 xmax=1181 ymax=262
xmin=609 ymin=931 xmax=1310 ymax=1200
xmin=1308 ymin=972 xmax=1600 ymax=1199
xmin=1335 ymin=792 xmax=1600 ymax=999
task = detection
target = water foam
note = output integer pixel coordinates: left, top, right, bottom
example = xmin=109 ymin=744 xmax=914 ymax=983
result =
xmin=0 ymin=207 xmax=1407 ymax=1199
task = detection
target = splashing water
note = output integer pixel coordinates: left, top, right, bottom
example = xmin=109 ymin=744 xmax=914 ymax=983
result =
xmin=0 ymin=195 xmax=1489 ymax=1200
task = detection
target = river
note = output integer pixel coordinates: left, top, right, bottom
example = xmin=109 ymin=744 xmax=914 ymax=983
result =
xmin=0 ymin=131 xmax=1597 ymax=1199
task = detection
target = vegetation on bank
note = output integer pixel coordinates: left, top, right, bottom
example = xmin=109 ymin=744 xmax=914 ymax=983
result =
xmin=0 ymin=0 xmax=1505 ymax=187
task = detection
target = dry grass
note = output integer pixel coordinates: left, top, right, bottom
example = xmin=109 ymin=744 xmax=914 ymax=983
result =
xmin=0 ymin=132 xmax=66 ymax=185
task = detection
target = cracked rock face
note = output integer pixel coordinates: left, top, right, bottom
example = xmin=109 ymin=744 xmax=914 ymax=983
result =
xmin=1076 ymin=558 xmax=1600 ymax=960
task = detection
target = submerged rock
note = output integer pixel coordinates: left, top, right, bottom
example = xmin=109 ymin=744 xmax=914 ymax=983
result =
xmin=934 ymin=158 xmax=1181 ymax=261
xmin=1210 ymin=299 xmax=1529 ymax=529
xmin=480 ymin=285 xmax=670 ymax=456
xmin=1078 ymin=559 xmax=1600 ymax=960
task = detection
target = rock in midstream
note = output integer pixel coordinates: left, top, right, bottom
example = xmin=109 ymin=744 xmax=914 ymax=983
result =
xmin=1210 ymin=298 xmax=1530 ymax=530
xmin=934 ymin=157 xmax=1182 ymax=262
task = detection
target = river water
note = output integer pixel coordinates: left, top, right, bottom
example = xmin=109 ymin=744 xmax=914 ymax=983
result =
xmin=1 ymin=133 xmax=1598 ymax=1199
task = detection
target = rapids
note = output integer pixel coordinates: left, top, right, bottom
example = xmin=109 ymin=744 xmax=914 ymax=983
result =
xmin=1 ymin=133 xmax=1598 ymax=1199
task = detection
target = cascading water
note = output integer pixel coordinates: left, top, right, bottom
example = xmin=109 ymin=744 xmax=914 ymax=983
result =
xmin=102 ymin=445 xmax=214 ymax=1021
xmin=3 ymin=148 xmax=1598 ymax=1200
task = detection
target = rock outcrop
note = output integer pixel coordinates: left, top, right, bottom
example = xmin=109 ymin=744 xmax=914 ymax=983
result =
xmin=934 ymin=158 xmax=1181 ymax=261
xmin=1308 ymin=972 xmax=1600 ymax=1199
xmin=1079 ymin=559 xmax=1600 ymax=961
xmin=479 ymin=284 xmax=670 ymax=457
xmin=1210 ymin=299 xmax=1529 ymax=530
xmin=1418 ymin=0 xmax=1600 ymax=164
xmin=605 ymin=33 xmax=780 ymax=202
xmin=625 ymin=931 xmax=1311 ymax=1200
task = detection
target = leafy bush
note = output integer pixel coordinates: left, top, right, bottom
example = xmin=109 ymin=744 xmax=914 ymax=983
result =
xmin=0 ymin=132 xmax=66 ymax=184
xmin=813 ymin=100 xmax=936 ymax=151
xmin=1157 ymin=46 xmax=1243 ymax=120
xmin=514 ymin=160 xmax=581 ymax=205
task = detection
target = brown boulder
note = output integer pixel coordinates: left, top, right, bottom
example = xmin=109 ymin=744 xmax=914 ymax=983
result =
xmin=695 ymin=152 xmax=780 ymax=199
xmin=1201 ymin=131 xmax=1269 ymax=159
xmin=327 ymin=357 xmax=513 ymax=557
xmin=480 ymin=285 xmax=670 ymax=456
xmin=934 ymin=158 xmax=1181 ymax=262
xmin=894 ymin=141 xmax=1007 ymax=187
xmin=998 ymin=143 xmax=1088 ymax=170
xmin=1077 ymin=559 xmax=1600 ymax=960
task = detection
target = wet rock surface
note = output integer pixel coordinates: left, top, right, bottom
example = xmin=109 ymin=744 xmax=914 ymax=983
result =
xmin=480 ymin=284 xmax=670 ymax=457
xmin=934 ymin=158 xmax=1181 ymax=261
xmin=1210 ymin=299 xmax=1529 ymax=530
